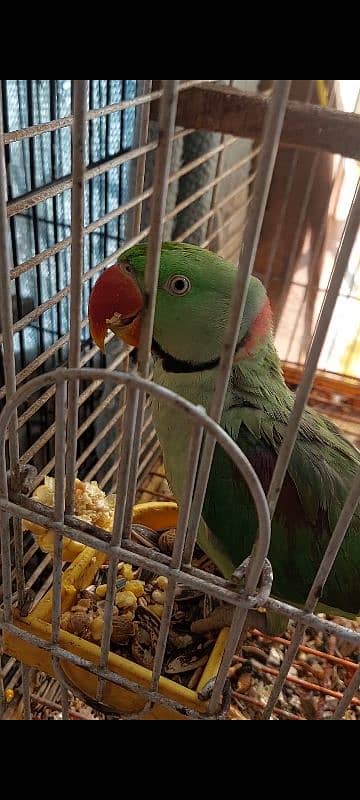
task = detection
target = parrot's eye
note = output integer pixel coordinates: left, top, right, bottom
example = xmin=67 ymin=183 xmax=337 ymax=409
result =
xmin=164 ymin=275 xmax=191 ymax=296
xmin=122 ymin=263 xmax=133 ymax=275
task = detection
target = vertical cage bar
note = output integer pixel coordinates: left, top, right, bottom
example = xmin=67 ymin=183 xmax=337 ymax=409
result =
xmin=149 ymin=424 xmax=204 ymax=693
xmin=112 ymin=80 xmax=179 ymax=548
xmin=137 ymin=78 xmax=180 ymax=377
xmin=50 ymin=80 xmax=65 ymax=350
xmin=283 ymin=157 xmax=345 ymax=362
xmin=0 ymin=87 xmax=18 ymax=455
xmin=52 ymin=378 xmax=68 ymax=717
xmin=208 ymin=470 xmax=272 ymax=715
xmin=65 ymin=80 xmax=88 ymax=514
xmin=274 ymin=151 xmax=321 ymax=330
xmin=183 ymin=80 xmax=291 ymax=563
xmin=116 ymin=81 xmax=125 ymax=249
xmin=103 ymin=81 xmax=112 ymax=260
xmin=332 ymin=665 xmax=360 ymax=719
xmin=52 ymin=380 xmax=67 ymax=643
xmin=262 ymin=81 xmax=316 ymax=292
xmin=132 ymin=80 xmax=152 ymax=237
xmin=96 ymin=384 xmax=139 ymax=702
xmin=109 ymin=389 xmax=140 ymax=548
xmin=1 ymin=82 xmax=27 ymax=378
xmin=27 ymin=81 xmax=46 ymax=360
xmin=21 ymin=664 xmax=32 ymax=720
xmin=0 ymin=658 xmax=5 ymax=717
xmin=205 ymin=79 xmax=236 ymax=245
xmin=0 ymin=467 xmax=12 ymax=623
xmin=267 ymin=178 xmax=360 ymax=521
xmin=89 ymin=81 xmax=97 ymax=273
xmin=60 ymin=685 xmax=69 ymax=721
xmin=52 ymin=379 xmax=68 ymax=717
xmin=274 ymin=82 xmax=337 ymax=332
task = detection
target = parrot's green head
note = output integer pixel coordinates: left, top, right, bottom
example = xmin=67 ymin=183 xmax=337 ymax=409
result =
xmin=88 ymin=242 xmax=273 ymax=369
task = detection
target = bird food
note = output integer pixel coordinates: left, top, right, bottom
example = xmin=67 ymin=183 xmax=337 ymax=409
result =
xmin=61 ymin=557 xmax=222 ymax=688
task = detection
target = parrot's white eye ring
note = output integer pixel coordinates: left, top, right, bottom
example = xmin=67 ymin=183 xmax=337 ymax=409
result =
xmin=164 ymin=275 xmax=191 ymax=296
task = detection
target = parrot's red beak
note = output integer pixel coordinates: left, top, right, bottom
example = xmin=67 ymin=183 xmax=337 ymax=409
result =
xmin=88 ymin=263 xmax=144 ymax=351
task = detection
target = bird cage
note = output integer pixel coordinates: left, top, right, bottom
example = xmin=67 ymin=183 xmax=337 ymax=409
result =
xmin=0 ymin=80 xmax=360 ymax=720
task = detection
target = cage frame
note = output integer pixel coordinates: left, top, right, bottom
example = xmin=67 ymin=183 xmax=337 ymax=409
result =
xmin=1 ymin=79 xmax=360 ymax=720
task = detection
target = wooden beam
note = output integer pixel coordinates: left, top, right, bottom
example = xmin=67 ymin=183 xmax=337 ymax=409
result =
xmin=152 ymin=84 xmax=360 ymax=160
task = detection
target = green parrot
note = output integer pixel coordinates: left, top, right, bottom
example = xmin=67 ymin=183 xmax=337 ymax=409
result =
xmin=88 ymin=242 xmax=360 ymax=632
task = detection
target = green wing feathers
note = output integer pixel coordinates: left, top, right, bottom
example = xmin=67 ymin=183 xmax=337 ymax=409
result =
xmin=203 ymin=402 xmax=360 ymax=617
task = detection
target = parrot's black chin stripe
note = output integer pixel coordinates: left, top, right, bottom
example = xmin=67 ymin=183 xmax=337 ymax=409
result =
xmin=151 ymin=339 xmax=242 ymax=373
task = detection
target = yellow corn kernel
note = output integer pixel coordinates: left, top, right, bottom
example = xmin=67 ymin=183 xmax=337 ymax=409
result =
xmin=95 ymin=584 xmax=108 ymax=599
xmin=125 ymin=580 xmax=145 ymax=598
xmin=115 ymin=590 xmax=137 ymax=610
xmin=151 ymin=589 xmax=165 ymax=605
xmin=155 ymin=576 xmax=168 ymax=591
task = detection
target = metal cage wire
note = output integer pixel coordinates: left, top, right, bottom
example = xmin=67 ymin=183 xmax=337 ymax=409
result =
xmin=0 ymin=80 xmax=360 ymax=720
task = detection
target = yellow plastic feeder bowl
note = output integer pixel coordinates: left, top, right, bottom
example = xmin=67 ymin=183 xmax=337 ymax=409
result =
xmin=4 ymin=502 xmax=229 ymax=720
